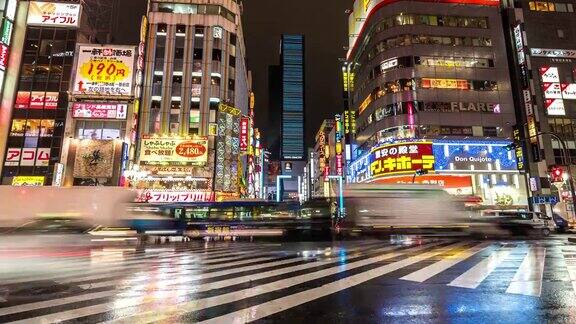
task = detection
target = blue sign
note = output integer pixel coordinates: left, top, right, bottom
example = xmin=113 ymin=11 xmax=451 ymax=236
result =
xmin=530 ymin=195 xmax=559 ymax=205
xmin=433 ymin=140 xmax=518 ymax=172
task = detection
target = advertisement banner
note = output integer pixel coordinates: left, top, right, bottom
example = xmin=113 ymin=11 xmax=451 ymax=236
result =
xmin=239 ymin=117 xmax=249 ymax=151
xmin=73 ymin=45 xmax=136 ymax=96
xmin=530 ymin=48 xmax=576 ymax=58
xmin=72 ymin=102 xmax=128 ymax=119
xmin=4 ymin=147 xmax=50 ymax=166
xmin=0 ymin=43 xmax=8 ymax=70
xmin=545 ymin=99 xmax=566 ymax=116
xmin=369 ymin=142 xmax=434 ymax=179
xmin=373 ymin=174 xmax=474 ymax=195
xmin=421 ymin=78 xmax=468 ymax=90
xmin=15 ymin=91 xmax=58 ymax=109
xmin=542 ymin=83 xmax=562 ymax=99
xmin=139 ymin=138 xmax=208 ymax=164
xmin=561 ymin=83 xmax=576 ymax=99
xmin=539 ymin=66 xmax=560 ymax=83
xmin=73 ymin=140 xmax=115 ymax=178
xmin=433 ymin=141 xmax=518 ymax=172
xmin=27 ymin=2 xmax=81 ymax=27
xmin=137 ymin=190 xmax=214 ymax=203
xmin=11 ymin=176 xmax=45 ymax=186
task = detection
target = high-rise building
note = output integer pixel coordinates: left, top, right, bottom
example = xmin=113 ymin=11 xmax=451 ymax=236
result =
xmin=135 ymin=0 xmax=250 ymax=201
xmin=346 ymin=0 xmax=528 ymax=207
xmin=0 ymin=1 xmax=98 ymax=186
xmin=280 ymin=34 xmax=305 ymax=161
xmin=503 ymin=1 xmax=576 ymax=215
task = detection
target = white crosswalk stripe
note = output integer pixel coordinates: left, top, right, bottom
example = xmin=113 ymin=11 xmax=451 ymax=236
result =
xmin=506 ymin=247 xmax=546 ymax=297
xmin=448 ymin=247 xmax=513 ymax=289
xmin=2 ymin=240 xmax=575 ymax=324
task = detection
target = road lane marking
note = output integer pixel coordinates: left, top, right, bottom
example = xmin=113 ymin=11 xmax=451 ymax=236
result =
xmin=506 ymin=247 xmax=546 ymax=297
xmin=447 ymin=248 xmax=512 ymax=289
xmin=6 ymin=242 xmax=449 ymax=324
xmin=197 ymin=242 xmax=472 ymax=324
xmin=400 ymin=242 xmax=492 ymax=282
xmin=0 ymin=242 xmax=384 ymax=318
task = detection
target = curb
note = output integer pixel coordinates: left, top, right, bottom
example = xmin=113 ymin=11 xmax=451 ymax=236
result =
xmin=568 ymin=237 xmax=576 ymax=243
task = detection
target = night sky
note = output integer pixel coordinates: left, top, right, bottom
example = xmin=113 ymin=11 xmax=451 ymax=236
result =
xmin=115 ymin=0 xmax=350 ymax=147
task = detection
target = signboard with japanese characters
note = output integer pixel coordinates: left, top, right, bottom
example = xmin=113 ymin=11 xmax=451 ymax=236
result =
xmin=139 ymin=138 xmax=208 ymax=164
xmin=4 ymin=148 xmax=50 ymax=166
xmin=530 ymin=48 xmax=576 ymax=59
xmin=561 ymin=83 xmax=576 ymax=99
xmin=72 ymin=102 xmax=128 ymax=119
xmin=542 ymin=83 xmax=562 ymax=99
xmin=239 ymin=117 xmax=249 ymax=151
xmin=15 ymin=91 xmax=58 ymax=109
xmin=72 ymin=45 xmax=136 ymax=97
xmin=136 ymin=190 xmax=214 ymax=203
xmin=369 ymin=142 xmax=435 ymax=179
xmin=12 ymin=176 xmax=45 ymax=186
xmin=539 ymin=67 xmax=560 ymax=83
xmin=545 ymin=99 xmax=566 ymax=116
xmin=27 ymin=2 xmax=81 ymax=28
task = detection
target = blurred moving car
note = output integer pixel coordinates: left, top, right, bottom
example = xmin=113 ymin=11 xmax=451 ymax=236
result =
xmin=474 ymin=210 xmax=555 ymax=236
xmin=339 ymin=184 xmax=468 ymax=235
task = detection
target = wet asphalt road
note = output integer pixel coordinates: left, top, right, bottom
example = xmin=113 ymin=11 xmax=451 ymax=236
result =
xmin=1 ymin=236 xmax=576 ymax=323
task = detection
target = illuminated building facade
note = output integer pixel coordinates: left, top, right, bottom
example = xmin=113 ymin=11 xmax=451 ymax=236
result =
xmin=280 ymin=34 xmax=305 ymax=161
xmin=0 ymin=1 xmax=91 ymax=186
xmin=136 ymin=0 xmax=250 ymax=201
xmin=346 ymin=0 xmax=528 ymax=207
xmin=503 ymin=0 xmax=576 ymax=214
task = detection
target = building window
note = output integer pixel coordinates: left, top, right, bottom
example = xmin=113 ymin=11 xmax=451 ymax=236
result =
xmin=193 ymin=48 xmax=203 ymax=60
xmin=557 ymin=29 xmax=565 ymax=39
xmin=212 ymin=48 xmax=222 ymax=61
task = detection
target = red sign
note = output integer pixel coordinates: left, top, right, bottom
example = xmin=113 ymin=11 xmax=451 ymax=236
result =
xmin=175 ymin=141 xmax=207 ymax=158
xmin=15 ymin=91 xmax=58 ymax=109
xmin=4 ymin=147 xmax=50 ymax=166
xmin=336 ymin=154 xmax=343 ymax=176
xmin=370 ymin=142 xmax=435 ymax=179
xmin=0 ymin=43 xmax=8 ymax=70
xmin=239 ymin=117 xmax=249 ymax=151
xmin=72 ymin=102 xmax=127 ymax=119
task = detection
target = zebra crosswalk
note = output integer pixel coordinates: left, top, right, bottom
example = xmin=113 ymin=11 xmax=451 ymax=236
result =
xmin=0 ymin=239 xmax=575 ymax=323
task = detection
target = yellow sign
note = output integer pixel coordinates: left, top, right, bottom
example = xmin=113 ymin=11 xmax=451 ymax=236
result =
xmin=12 ymin=176 xmax=45 ymax=186
xmin=363 ymin=0 xmax=371 ymax=11
xmin=249 ymin=92 xmax=255 ymax=110
xmin=343 ymin=71 xmax=355 ymax=92
xmin=208 ymin=123 xmax=218 ymax=136
xmin=358 ymin=94 xmax=372 ymax=114
xmin=421 ymin=78 xmax=469 ymax=90
xmin=73 ymin=45 xmax=136 ymax=96
xmin=140 ymin=138 xmax=209 ymax=164
xmin=218 ymin=103 xmax=241 ymax=116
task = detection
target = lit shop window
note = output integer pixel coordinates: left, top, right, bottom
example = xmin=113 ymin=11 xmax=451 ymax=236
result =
xmin=529 ymin=1 xmax=574 ymax=12
xmin=373 ymin=14 xmax=489 ymax=35
xmin=367 ymin=35 xmax=492 ymax=60
xmin=10 ymin=119 xmax=55 ymax=137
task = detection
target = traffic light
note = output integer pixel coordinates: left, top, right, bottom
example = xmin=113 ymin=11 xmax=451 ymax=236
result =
xmin=504 ymin=142 xmax=520 ymax=151
xmin=550 ymin=166 xmax=564 ymax=183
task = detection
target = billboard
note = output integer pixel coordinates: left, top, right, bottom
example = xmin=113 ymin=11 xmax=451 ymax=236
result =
xmin=15 ymin=91 xmax=58 ymax=109
xmin=27 ymin=2 xmax=81 ymax=28
xmin=72 ymin=102 xmax=128 ymax=119
xmin=11 ymin=176 xmax=45 ymax=186
xmin=369 ymin=142 xmax=435 ymax=179
xmin=539 ymin=66 xmax=560 ymax=83
xmin=542 ymin=83 xmax=562 ymax=99
xmin=139 ymin=138 xmax=208 ymax=164
xmin=239 ymin=117 xmax=249 ymax=151
xmin=4 ymin=148 xmax=50 ymax=166
xmin=545 ymin=99 xmax=566 ymax=116
xmin=72 ymin=45 xmax=136 ymax=96
xmin=433 ymin=140 xmax=518 ymax=172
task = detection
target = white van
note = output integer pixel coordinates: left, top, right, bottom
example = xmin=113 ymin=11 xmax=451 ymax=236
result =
xmin=477 ymin=210 xmax=555 ymax=236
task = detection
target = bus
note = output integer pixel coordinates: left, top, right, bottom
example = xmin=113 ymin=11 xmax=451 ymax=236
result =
xmin=123 ymin=199 xmax=333 ymax=238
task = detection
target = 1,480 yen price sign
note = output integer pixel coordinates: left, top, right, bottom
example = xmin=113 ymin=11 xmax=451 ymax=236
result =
xmin=79 ymin=59 xmax=131 ymax=83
